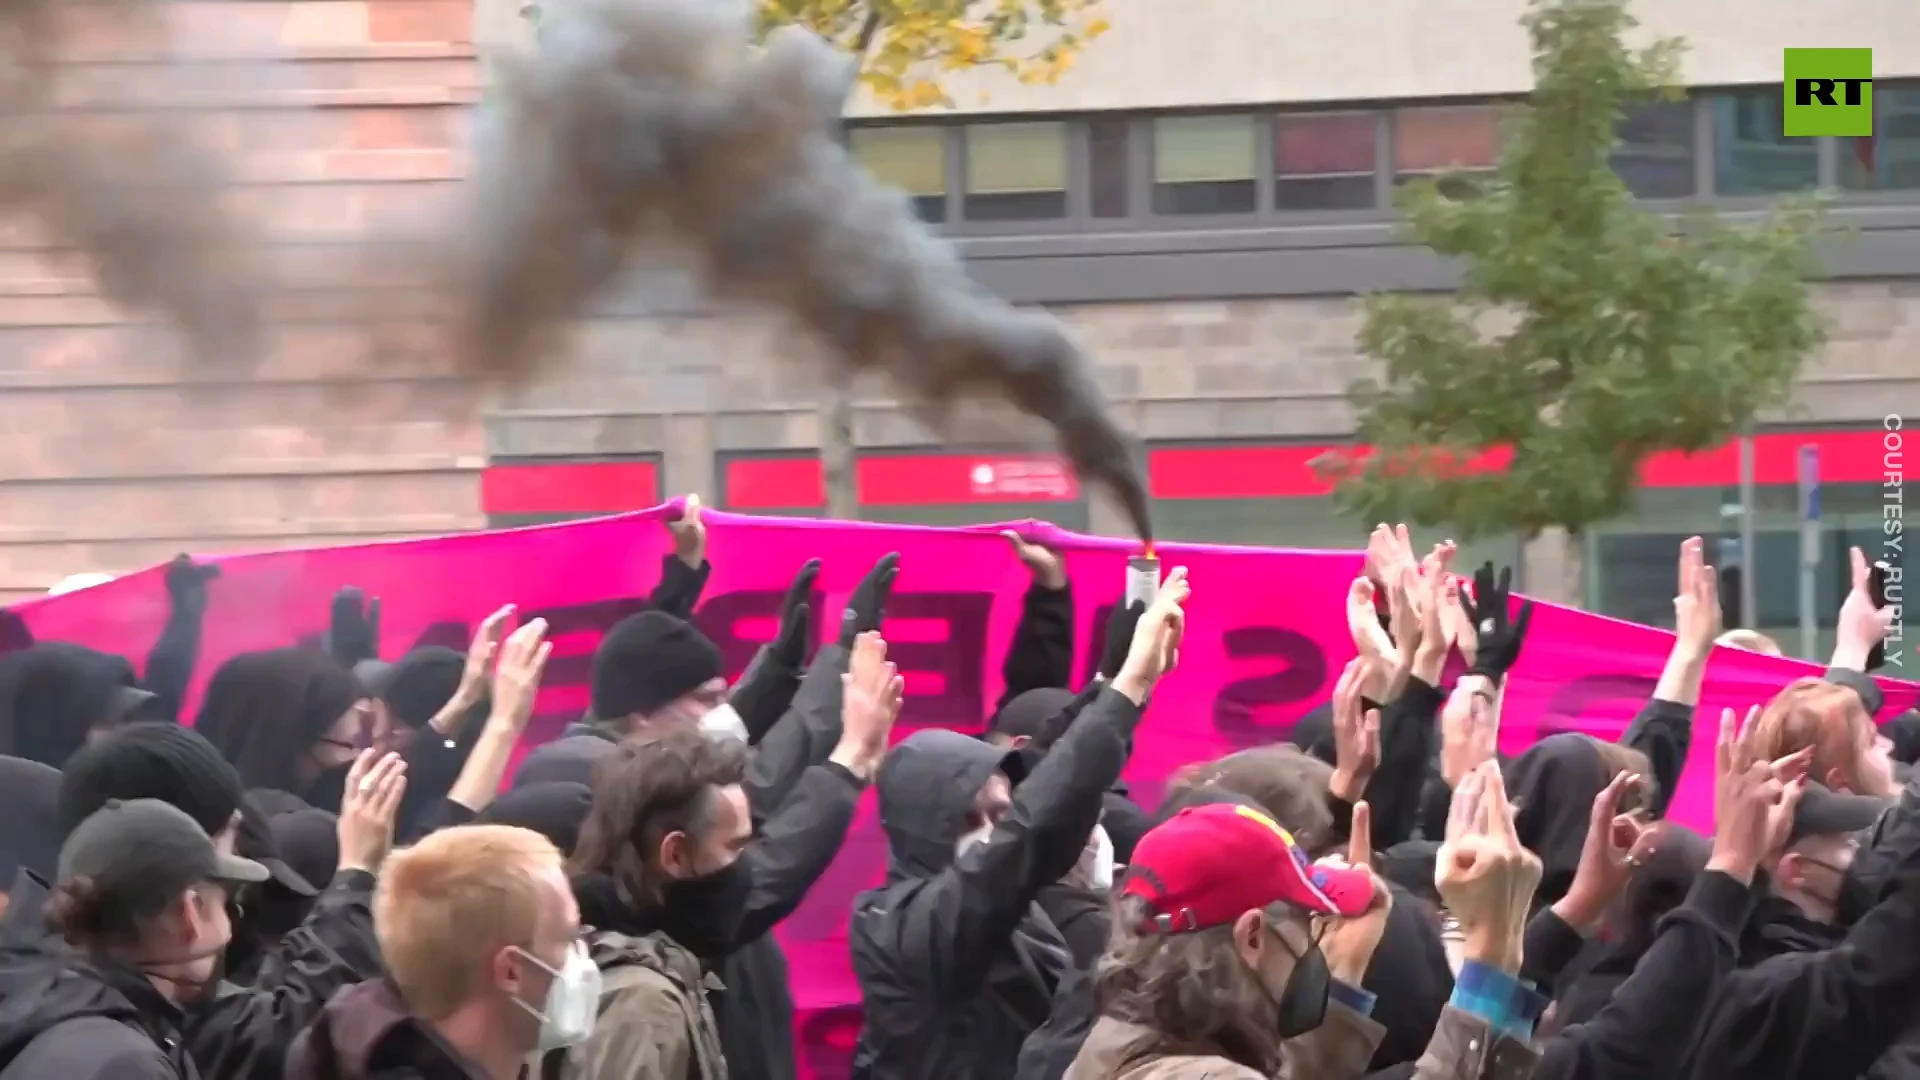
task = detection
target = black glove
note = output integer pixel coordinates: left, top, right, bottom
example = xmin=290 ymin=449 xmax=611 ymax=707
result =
xmin=1459 ymin=562 xmax=1533 ymax=681
xmin=840 ymin=552 xmax=900 ymax=648
xmin=772 ymin=559 xmax=821 ymax=669
xmin=164 ymin=554 xmax=220 ymax=620
xmin=1098 ymin=599 xmax=1145 ymax=680
xmin=326 ymin=586 xmax=382 ymax=667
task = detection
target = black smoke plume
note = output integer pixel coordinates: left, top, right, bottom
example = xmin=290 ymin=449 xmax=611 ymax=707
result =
xmin=454 ymin=0 xmax=1152 ymax=540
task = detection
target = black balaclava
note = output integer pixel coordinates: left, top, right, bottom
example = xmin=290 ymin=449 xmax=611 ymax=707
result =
xmin=366 ymin=647 xmax=491 ymax=826
xmin=194 ymin=647 xmax=365 ymax=810
xmin=1504 ymin=733 xmax=1612 ymax=911
xmin=0 ymin=643 xmax=144 ymax=769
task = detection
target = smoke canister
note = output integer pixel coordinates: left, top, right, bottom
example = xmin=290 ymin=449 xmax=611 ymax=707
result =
xmin=1125 ymin=551 xmax=1160 ymax=608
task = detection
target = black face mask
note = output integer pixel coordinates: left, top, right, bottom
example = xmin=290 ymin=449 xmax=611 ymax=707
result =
xmin=303 ymin=760 xmax=352 ymax=814
xmin=658 ymin=857 xmax=752 ymax=959
xmin=1273 ymin=933 xmax=1331 ymax=1038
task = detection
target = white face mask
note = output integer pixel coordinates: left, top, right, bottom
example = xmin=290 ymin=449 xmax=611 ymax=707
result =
xmin=699 ymin=702 xmax=749 ymax=742
xmin=955 ymin=824 xmax=994 ymax=857
xmin=512 ymin=940 xmax=603 ymax=1051
xmin=1085 ymin=825 xmax=1115 ymax=892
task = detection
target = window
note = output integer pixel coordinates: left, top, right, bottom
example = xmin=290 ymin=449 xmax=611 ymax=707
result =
xmin=849 ymin=126 xmax=947 ymax=222
xmin=1840 ymin=86 xmax=1920 ymax=191
xmin=964 ymin=122 xmax=1068 ymax=221
xmin=1273 ymin=112 xmax=1377 ymax=210
xmin=1586 ymin=482 xmax=1897 ymax=659
xmin=857 ymin=454 xmax=1088 ymax=530
xmin=1710 ymin=90 xmax=1817 ymax=195
xmin=1393 ymin=105 xmax=1502 ymax=194
xmin=1089 ymin=119 xmax=1131 ymax=219
xmin=1611 ymin=101 xmax=1696 ymax=198
xmin=1151 ymin=115 xmax=1257 ymax=215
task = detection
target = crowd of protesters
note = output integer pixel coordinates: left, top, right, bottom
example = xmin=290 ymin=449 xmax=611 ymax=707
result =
xmin=0 ymin=496 xmax=1913 ymax=1080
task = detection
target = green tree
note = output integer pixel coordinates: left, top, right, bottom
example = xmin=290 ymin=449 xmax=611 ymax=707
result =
xmin=1317 ymin=0 xmax=1827 ymax=551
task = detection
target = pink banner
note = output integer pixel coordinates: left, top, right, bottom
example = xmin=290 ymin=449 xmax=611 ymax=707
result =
xmin=7 ymin=506 xmax=1917 ymax=1079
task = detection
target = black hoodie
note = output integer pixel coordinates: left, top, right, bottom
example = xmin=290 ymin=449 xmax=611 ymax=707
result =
xmin=0 ymin=870 xmax=200 ymax=1080
xmin=850 ymin=686 xmax=1143 ymax=1080
xmin=0 ymin=644 xmax=145 ymax=770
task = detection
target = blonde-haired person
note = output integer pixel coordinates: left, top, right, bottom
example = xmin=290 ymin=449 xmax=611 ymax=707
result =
xmin=1716 ymin=629 xmax=1783 ymax=656
xmin=286 ymin=825 xmax=593 ymax=1080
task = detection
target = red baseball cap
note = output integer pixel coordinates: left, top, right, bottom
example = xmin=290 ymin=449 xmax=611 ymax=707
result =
xmin=1120 ymin=803 xmax=1377 ymax=932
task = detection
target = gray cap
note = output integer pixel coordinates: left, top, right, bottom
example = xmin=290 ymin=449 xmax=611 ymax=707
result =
xmin=1788 ymin=783 xmax=1888 ymax=846
xmin=59 ymin=798 xmax=268 ymax=910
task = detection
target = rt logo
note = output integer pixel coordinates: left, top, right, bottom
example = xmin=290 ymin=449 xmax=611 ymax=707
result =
xmin=1783 ymin=48 xmax=1873 ymax=137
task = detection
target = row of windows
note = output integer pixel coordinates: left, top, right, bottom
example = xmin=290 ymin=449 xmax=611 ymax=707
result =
xmin=848 ymin=85 xmax=1920 ymax=227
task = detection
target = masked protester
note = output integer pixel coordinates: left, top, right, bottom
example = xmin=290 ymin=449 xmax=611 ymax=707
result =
xmin=516 ymin=612 xmax=735 ymax=791
xmin=560 ymin=727 xmax=752 ymax=1079
xmin=0 ymin=643 xmax=155 ymax=769
xmin=0 ymin=799 xmax=269 ymax=1080
xmin=286 ymin=825 xmax=590 ymax=1080
xmin=194 ymin=648 xmax=373 ymax=813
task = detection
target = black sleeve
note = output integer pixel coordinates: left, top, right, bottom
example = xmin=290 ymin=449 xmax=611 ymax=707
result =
xmin=1684 ymin=866 xmax=1920 ymax=1080
xmin=730 ymin=645 xmax=804 ymax=747
xmin=394 ymin=731 xmax=471 ymax=843
xmin=183 ymin=869 xmax=384 ymax=1080
xmin=1036 ymin=883 xmax=1110 ymax=970
xmin=877 ymin=686 xmax=1142 ymax=999
xmin=1848 ymin=769 xmax=1917 ymax=905
xmin=1362 ymin=676 xmax=1446 ymax=850
xmin=140 ymin=601 xmax=203 ymax=725
xmin=410 ymin=796 xmax=478 ymax=839
xmin=744 ymin=644 xmax=850 ymax=826
xmin=995 ymin=582 xmax=1075 ymax=713
xmin=1617 ymin=698 xmax=1693 ymax=819
xmin=1536 ymin=871 xmax=1753 ymax=1080
xmin=646 ymin=556 xmax=711 ymax=621
xmin=1521 ymin=905 xmax=1594 ymax=994
xmin=733 ymin=762 xmax=864 ymax=945
xmin=1825 ymin=666 xmax=1886 ymax=715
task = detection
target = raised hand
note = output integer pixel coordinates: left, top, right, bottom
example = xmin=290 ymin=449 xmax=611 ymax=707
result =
xmin=667 ymin=493 xmax=708 ymax=570
xmin=490 ymin=617 xmax=553 ymax=737
xmin=1712 ymin=705 xmax=1811 ymax=883
xmin=1834 ymin=546 xmax=1896 ymax=671
xmin=1329 ymin=657 xmax=1381 ymax=802
xmin=1318 ymin=801 xmax=1392 ymax=984
xmin=840 ymin=553 xmax=902 ymax=647
xmin=1460 ymin=562 xmax=1533 ymax=680
xmin=326 ymin=586 xmax=381 ymax=667
xmin=1113 ymin=566 xmax=1191 ymax=704
xmin=1437 ymin=762 xmax=1541 ymax=974
xmin=773 ymin=559 xmax=821 ymax=669
xmin=1002 ymin=530 xmax=1067 ymax=591
xmin=1438 ymin=676 xmax=1500 ymax=789
xmin=164 ymin=554 xmax=220 ymax=619
xmin=337 ymin=750 xmax=408 ymax=873
xmin=833 ymin=631 xmax=905 ymax=780
xmin=1556 ymin=770 xmax=1653 ymax=929
xmin=1673 ymin=536 xmax=1722 ymax=655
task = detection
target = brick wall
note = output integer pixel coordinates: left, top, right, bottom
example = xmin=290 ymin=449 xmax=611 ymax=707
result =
xmin=0 ymin=0 xmax=485 ymax=605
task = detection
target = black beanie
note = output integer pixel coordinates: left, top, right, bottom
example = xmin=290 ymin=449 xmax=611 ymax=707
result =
xmin=58 ymin=721 xmax=245 ymax=840
xmin=477 ymin=782 xmax=593 ymax=857
xmin=590 ymin=611 xmax=724 ymax=720
xmin=365 ymin=647 xmax=468 ymax=729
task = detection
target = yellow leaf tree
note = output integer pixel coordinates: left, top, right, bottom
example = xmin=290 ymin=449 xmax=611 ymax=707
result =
xmin=754 ymin=0 xmax=1110 ymax=111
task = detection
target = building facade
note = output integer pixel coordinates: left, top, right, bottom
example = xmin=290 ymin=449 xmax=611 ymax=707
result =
xmin=478 ymin=0 xmax=1920 ymax=656
xmin=4 ymin=0 xmax=1917 ymax=661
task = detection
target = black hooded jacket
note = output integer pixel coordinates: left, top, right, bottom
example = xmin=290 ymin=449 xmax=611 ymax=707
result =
xmin=0 ymin=644 xmax=145 ymax=770
xmin=0 ymin=871 xmax=200 ymax=1080
xmin=850 ymin=685 xmax=1143 ymax=1080
xmin=194 ymin=648 xmax=365 ymax=809
xmin=1505 ymin=733 xmax=1613 ymax=913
